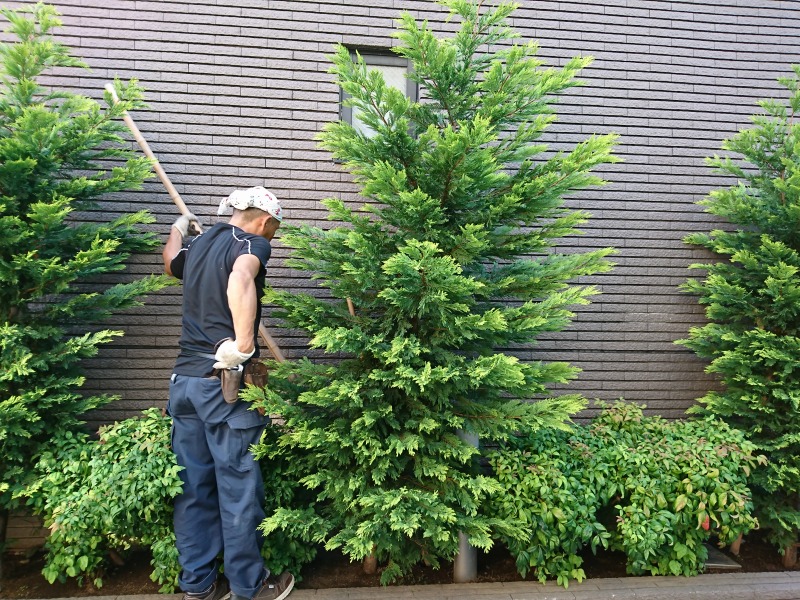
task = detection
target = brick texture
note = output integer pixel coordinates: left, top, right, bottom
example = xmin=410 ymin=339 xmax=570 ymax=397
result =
xmin=2 ymin=0 xmax=799 ymax=428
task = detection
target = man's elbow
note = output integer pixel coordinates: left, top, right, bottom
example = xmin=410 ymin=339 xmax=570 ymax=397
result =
xmin=162 ymin=248 xmax=175 ymax=276
xmin=227 ymin=270 xmax=250 ymax=295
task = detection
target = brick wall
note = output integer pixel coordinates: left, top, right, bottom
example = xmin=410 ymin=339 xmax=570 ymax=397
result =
xmin=2 ymin=0 xmax=799 ymax=429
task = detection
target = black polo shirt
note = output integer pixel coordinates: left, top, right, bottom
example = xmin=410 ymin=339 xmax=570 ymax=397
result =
xmin=170 ymin=222 xmax=272 ymax=376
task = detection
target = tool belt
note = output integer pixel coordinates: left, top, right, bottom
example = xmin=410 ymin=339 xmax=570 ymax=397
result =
xmin=184 ymin=351 xmax=269 ymax=404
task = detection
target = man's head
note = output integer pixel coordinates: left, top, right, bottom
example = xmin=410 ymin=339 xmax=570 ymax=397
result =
xmin=218 ymin=186 xmax=283 ymax=240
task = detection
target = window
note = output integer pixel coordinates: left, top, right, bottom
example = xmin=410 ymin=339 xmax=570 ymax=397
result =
xmin=341 ymin=50 xmax=418 ymax=137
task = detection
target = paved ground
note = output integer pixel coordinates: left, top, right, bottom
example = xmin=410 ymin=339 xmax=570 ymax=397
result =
xmin=30 ymin=572 xmax=800 ymax=600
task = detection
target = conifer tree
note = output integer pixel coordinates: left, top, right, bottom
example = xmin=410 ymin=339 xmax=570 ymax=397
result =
xmin=249 ymin=0 xmax=617 ymax=582
xmin=0 ymin=2 xmax=169 ymax=557
xmin=680 ymin=66 xmax=800 ymax=555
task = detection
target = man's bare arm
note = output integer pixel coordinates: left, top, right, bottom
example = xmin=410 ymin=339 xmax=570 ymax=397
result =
xmin=227 ymin=253 xmax=262 ymax=354
xmin=162 ymin=227 xmax=184 ymax=276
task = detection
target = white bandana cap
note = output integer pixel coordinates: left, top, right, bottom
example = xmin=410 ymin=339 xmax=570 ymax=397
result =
xmin=217 ymin=186 xmax=283 ymax=221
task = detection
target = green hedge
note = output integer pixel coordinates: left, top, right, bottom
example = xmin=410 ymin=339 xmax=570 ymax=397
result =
xmin=19 ymin=408 xmax=182 ymax=591
xmin=19 ymin=401 xmax=763 ymax=591
xmin=488 ymin=401 xmax=763 ymax=586
xmin=19 ymin=409 xmax=314 ymax=592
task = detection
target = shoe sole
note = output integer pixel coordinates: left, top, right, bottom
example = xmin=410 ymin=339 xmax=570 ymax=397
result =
xmin=274 ymin=575 xmax=295 ymax=600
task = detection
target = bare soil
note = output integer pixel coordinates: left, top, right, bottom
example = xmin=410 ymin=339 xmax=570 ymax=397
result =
xmin=2 ymin=531 xmax=797 ymax=599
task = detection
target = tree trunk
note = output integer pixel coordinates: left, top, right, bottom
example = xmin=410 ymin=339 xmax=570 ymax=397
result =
xmin=782 ymin=543 xmax=798 ymax=568
xmin=108 ymin=547 xmax=126 ymax=567
xmin=0 ymin=508 xmax=9 ymax=593
xmin=729 ymin=533 xmax=743 ymax=555
xmin=362 ymin=552 xmax=377 ymax=574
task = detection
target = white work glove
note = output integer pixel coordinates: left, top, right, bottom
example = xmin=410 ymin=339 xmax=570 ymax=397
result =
xmin=172 ymin=213 xmax=201 ymax=237
xmin=213 ymin=338 xmax=255 ymax=369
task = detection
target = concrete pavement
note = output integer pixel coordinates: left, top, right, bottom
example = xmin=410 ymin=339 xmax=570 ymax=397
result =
xmin=26 ymin=572 xmax=800 ymax=600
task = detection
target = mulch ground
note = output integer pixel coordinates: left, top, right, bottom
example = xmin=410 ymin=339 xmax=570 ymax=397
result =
xmin=2 ymin=530 xmax=798 ymax=598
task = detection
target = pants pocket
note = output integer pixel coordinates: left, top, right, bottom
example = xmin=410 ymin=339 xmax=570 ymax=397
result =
xmin=226 ymin=411 xmax=268 ymax=473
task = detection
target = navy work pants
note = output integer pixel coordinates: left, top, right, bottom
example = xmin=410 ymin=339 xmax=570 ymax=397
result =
xmin=168 ymin=374 xmax=270 ymax=599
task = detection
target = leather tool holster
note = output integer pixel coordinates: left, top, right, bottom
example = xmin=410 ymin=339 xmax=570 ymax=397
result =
xmin=220 ymin=365 xmax=244 ymax=403
xmin=244 ymin=359 xmax=268 ymax=388
xmin=219 ymin=359 xmax=268 ymax=403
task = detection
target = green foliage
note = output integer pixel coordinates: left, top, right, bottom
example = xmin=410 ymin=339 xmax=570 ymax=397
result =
xmin=679 ymin=65 xmax=800 ymax=551
xmin=254 ymin=424 xmax=322 ymax=579
xmin=489 ymin=401 xmax=761 ymax=586
xmin=17 ymin=411 xmax=315 ymax=593
xmin=0 ymin=2 xmax=170 ymax=512
xmin=249 ymin=0 xmax=617 ymax=584
xmin=18 ymin=409 xmax=182 ymax=591
xmin=489 ymin=426 xmax=609 ymax=587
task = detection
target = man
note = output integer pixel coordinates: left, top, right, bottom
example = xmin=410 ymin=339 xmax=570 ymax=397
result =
xmin=162 ymin=186 xmax=294 ymax=600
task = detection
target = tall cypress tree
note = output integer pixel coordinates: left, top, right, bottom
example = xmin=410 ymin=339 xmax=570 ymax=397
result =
xmin=0 ymin=1 xmax=169 ymax=561
xmin=679 ymin=66 xmax=800 ymax=556
xmin=250 ymin=0 xmax=617 ymax=582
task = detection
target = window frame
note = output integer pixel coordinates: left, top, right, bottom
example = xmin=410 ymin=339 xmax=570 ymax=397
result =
xmin=340 ymin=48 xmax=419 ymax=129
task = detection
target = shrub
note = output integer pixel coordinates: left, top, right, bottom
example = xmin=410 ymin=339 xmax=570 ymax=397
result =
xmin=20 ymin=408 xmax=182 ymax=591
xmin=20 ymin=408 xmax=316 ymax=592
xmin=489 ymin=401 xmax=762 ymax=586
xmin=489 ymin=426 xmax=610 ymax=587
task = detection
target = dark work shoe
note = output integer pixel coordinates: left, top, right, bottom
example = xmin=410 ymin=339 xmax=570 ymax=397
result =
xmin=231 ymin=572 xmax=294 ymax=600
xmin=182 ymin=578 xmax=230 ymax=600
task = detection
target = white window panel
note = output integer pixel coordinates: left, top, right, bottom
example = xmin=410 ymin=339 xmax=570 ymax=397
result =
xmin=340 ymin=50 xmax=418 ymax=139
